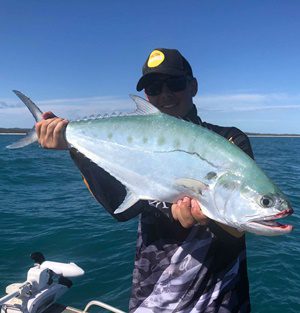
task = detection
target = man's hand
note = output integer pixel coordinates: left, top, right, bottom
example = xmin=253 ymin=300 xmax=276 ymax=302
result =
xmin=35 ymin=112 xmax=69 ymax=150
xmin=171 ymin=197 xmax=208 ymax=228
xmin=171 ymin=197 xmax=244 ymax=237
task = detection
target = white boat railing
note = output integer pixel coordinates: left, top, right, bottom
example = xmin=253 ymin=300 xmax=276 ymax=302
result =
xmin=83 ymin=300 xmax=126 ymax=313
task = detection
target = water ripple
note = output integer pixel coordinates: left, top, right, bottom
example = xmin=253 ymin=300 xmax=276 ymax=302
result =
xmin=0 ymin=136 xmax=299 ymax=311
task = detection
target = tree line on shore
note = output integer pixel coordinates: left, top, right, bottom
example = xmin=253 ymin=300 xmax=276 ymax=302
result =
xmin=0 ymin=128 xmax=30 ymax=133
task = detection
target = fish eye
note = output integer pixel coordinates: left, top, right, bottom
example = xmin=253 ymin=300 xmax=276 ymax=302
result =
xmin=260 ymin=195 xmax=274 ymax=208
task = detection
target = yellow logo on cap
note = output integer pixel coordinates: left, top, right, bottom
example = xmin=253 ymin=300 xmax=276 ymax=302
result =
xmin=147 ymin=50 xmax=165 ymax=68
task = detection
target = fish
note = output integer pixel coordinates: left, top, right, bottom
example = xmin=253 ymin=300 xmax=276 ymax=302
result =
xmin=8 ymin=90 xmax=293 ymax=236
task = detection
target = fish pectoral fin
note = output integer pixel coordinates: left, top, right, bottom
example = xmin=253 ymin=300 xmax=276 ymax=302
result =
xmin=175 ymin=178 xmax=208 ymax=195
xmin=114 ymin=189 xmax=140 ymax=214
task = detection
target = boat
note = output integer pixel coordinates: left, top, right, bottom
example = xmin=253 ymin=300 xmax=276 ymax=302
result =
xmin=0 ymin=253 xmax=125 ymax=313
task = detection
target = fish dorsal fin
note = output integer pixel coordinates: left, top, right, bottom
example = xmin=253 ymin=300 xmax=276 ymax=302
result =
xmin=130 ymin=95 xmax=161 ymax=115
xmin=175 ymin=178 xmax=208 ymax=195
xmin=72 ymin=95 xmax=160 ymax=122
xmin=114 ymin=188 xmax=140 ymax=214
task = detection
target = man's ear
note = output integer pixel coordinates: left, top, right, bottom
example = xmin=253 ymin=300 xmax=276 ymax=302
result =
xmin=189 ymin=78 xmax=198 ymax=97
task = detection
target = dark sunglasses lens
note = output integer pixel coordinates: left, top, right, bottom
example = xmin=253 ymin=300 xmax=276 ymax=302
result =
xmin=166 ymin=77 xmax=187 ymax=92
xmin=144 ymin=76 xmax=189 ymax=96
xmin=145 ymin=81 xmax=163 ymax=96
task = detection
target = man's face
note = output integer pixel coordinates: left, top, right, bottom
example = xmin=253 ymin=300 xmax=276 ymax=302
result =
xmin=144 ymin=74 xmax=198 ymax=117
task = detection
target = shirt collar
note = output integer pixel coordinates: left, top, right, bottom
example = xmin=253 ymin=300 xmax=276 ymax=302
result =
xmin=183 ymin=104 xmax=202 ymax=125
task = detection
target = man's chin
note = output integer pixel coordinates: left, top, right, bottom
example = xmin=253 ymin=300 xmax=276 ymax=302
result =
xmin=159 ymin=103 xmax=179 ymax=114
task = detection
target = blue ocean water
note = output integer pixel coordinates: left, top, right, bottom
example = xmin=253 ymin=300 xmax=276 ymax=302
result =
xmin=0 ymin=135 xmax=299 ymax=312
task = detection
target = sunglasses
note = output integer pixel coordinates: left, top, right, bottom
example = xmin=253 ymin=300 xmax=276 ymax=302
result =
xmin=144 ymin=76 xmax=191 ymax=96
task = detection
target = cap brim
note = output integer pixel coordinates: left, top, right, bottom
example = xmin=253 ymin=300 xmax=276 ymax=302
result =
xmin=136 ymin=75 xmax=154 ymax=91
xmin=136 ymin=68 xmax=185 ymax=91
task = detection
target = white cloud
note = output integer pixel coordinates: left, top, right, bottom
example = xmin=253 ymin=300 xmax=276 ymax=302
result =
xmin=39 ymin=95 xmax=135 ymax=120
xmin=1 ymin=92 xmax=300 ymax=131
xmin=0 ymin=94 xmax=135 ymax=127
xmin=195 ymin=93 xmax=300 ymax=112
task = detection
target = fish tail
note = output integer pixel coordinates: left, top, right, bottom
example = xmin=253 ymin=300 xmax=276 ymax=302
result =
xmin=6 ymin=90 xmax=43 ymax=149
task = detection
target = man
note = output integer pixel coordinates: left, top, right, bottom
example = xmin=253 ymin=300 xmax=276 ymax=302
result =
xmin=36 ymin=48 xmax=253 ymax=312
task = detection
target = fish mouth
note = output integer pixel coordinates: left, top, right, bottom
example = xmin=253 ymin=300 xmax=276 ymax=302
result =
xmin=249 ymin=208 xmax=294 ymax=232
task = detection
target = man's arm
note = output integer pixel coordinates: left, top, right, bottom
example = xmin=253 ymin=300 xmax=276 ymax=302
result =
xmin=35 ymin=114 xmax=208 ymax=225
xmin=34 ymin=114 xmax=221 ymax=228
xmin=35 ymin=113 xmax=144 ymax=221
xmin=228 ymin=127 xmax=254 ymax=159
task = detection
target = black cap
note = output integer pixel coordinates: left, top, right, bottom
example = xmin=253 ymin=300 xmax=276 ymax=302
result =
xmin=136 ymin=48 xmax=193 ymax=91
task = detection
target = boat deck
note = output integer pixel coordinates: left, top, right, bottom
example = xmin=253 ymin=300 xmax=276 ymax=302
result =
xmin=45 ymin=304 xmax=83 ymax=313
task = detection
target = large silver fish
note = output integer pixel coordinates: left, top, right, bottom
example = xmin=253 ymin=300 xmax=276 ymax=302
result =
xmin=8 ymin=90 xmax=293 ymax=236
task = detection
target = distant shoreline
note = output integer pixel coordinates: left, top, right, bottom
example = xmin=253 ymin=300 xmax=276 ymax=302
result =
xmin=0 ymin=128 xmax=29 ymax=135
xmin=0 ymin=133 xmax=26 ymax=135
xmin=247 ymin=132 xmax=300 ymax=137
xmin=247 ymin=134 xmax=300 ymax=138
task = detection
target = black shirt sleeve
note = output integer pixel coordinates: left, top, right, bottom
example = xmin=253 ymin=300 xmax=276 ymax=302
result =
xmin=201 ymin=122 xmax=254 ymax=159
xmin=69 ymin=148 xmax=144 ymax=221
xmin=227 ymin=127 xmax=254 ymax=159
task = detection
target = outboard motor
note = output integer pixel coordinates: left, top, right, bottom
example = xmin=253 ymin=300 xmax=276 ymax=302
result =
xmin=0 ymin=252 xmax=84 ymax=313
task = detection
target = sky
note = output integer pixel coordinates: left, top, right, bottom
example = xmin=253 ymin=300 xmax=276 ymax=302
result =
xmin=0 ymin=0 xmax=299 ymax=134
